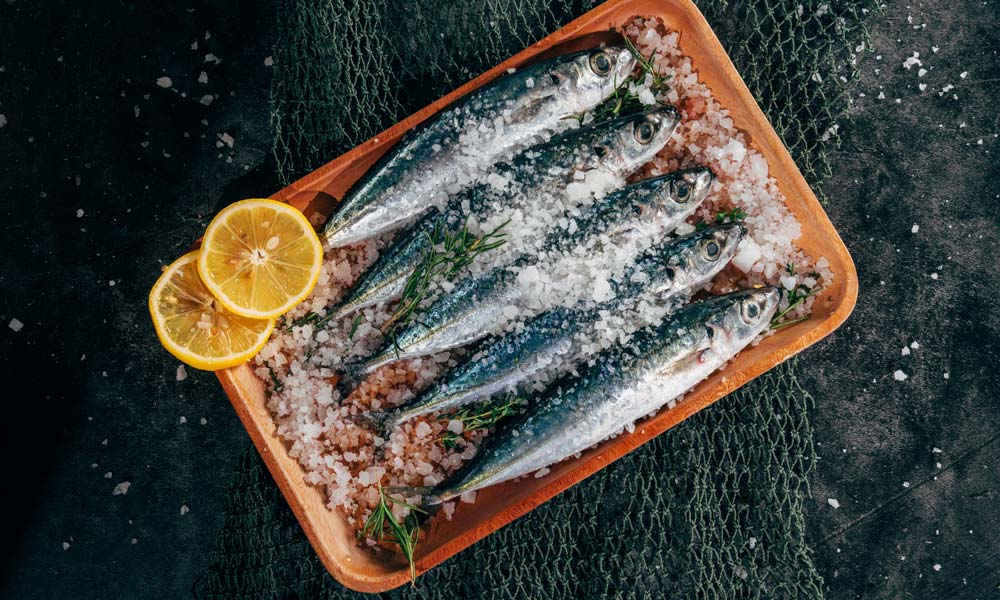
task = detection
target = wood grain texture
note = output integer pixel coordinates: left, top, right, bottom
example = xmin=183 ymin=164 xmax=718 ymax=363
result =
xmin=214 ymin=0 xmax=859 ymax=591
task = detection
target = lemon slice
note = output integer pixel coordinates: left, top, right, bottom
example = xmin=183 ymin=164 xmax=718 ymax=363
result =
xmin=198 ymin=199 xmax=323 ymax=319
xmin=149 ymin=251 xmax=275 ymax=370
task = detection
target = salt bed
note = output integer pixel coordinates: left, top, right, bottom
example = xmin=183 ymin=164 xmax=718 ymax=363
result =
xmin=253 ymin=16 xmax=835 ymax=536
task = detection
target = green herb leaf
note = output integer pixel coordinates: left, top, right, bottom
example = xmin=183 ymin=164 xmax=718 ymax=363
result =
xmin=577 ymin=36 xmax=673 ymax=124
xmin=438 ymin=393 xmax=527 ymax=449
xmin=382 ymin=217 xmax=510 ymax=340
xmin=770 ymin=266 xmax=821 ymax=330
xmin=359 ymin=485 xmax=427 ymax=584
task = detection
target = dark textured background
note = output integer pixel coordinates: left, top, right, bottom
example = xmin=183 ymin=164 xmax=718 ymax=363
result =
xmin=0 ymin=1 xmax=997 ymax=599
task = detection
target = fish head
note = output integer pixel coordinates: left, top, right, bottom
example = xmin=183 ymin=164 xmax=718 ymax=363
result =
xmin=589 ymin=108 xmax=680 ymax=176
xmin=704 ymin=287 xmax=780 ymax=349
xmin=637 ymin=222 xmax=744 ymax=296
xmin=630 ymin=167 xmax=714 ymax=231
xmin=546 ymin=46 xmax=637 ymax=112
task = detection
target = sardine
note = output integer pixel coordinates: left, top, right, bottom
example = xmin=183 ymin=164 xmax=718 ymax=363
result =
xmin=356 ymin=115 xmax=692 ymax=373
xmin=330 ymin=110 xmax=684 ymax=320
xmin=321 ymin=47 xmax=636 ymax=248
xmin=410 ymin=287 xmax=780 ymax=505
xmin=360 ymin=223 xmax=744 ymax=432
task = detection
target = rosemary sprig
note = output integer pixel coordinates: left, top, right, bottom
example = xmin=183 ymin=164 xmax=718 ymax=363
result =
xmin=579 ymin=36 xmax=673 ymax=124
xmin=695 ymin=208 xmax=748 ymax=231
xmin=348 ymin=314 xmax=364 ymax=340
xmin=770 ymin=278 xmax=820 ymax=330
xmin=438 ymin=394 xmax=527 ymax=450
xmin=266 ymin=366 xmax=284 ymax=393
xmin=359 ymin=485 xmax=426 ymax=584
xmin=381 ymin=217 xmax=510 ymax=336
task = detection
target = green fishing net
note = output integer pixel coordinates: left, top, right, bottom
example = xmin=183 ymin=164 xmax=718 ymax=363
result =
xmin=198 ymin=1 xmax=874 ymax=597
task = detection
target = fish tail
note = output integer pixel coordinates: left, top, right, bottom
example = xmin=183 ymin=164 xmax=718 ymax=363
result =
xmin=383 ymin=485 xmax=445 ymax=508
xmin=345 ymin=409 xmax=396 ymax=434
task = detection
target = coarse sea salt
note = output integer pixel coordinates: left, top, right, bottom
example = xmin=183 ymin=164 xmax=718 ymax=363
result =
xmin=255 ymin=17 xmax=828 ymax=537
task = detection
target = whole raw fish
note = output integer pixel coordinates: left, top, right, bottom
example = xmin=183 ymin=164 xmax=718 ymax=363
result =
xmin=321 ymin=47 xmax=636 ymax=248
xmin=356 ymin=221 xmax=745 ymax=434
xmin=410 ymin=287 xmax=780 ymax=505
xmin=355 ymin=111 xmax=693 ymax=374
xmin=330 ymin=110 xmax=684 ymax=321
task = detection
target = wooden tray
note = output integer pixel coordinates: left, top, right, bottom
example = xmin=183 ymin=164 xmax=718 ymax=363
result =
xmin=215 ymin=0 xmax=858 ymax=592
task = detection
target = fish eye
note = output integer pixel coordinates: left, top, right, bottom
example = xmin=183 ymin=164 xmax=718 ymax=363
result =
xmin=741 ymin=300 xmax=761 ymax=323
xmin=674 ymin=182 xmax=691 ymax=202
xmin=589 ymin=51 xmax=613 ymax=75
xmin=634 ymin=121 xmax=655 ymax=144
xmin=700 ymin=239 xmax=721 ymax=260
xmin=631 ymin=204 xmax=644 ymax=217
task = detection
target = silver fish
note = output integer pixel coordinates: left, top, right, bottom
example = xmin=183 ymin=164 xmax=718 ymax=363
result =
xmin=355 ymin=111 xmax=688 ymax=374
xmin=332 ymin=109 xmax=683 ymax=321
xmin=360 ymin=223 xmax=744 ymax=432
xmin=413 ymin=287 xmax=780 ymax=505
xmin=321 ymin=47 xmax=636 ymax=248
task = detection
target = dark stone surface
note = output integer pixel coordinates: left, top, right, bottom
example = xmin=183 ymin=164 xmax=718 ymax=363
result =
xmin=0 ymin=1 xmax=996 ymax=599
xmin=798 ymin=2 xmax=1000 ymax=598
xmin=0 ymin=1 xmax=276 ymax=598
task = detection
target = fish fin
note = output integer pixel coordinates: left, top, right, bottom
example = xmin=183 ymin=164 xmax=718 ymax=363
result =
xmin=383 ymin=486 xmax=445 ymax=508
xmin=507 ymin=95 xmax=549 ymax=123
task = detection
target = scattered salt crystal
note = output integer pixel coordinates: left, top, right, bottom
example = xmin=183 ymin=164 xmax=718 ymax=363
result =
xmin=534 ymin=467 xmax=551 ymax=478
xmin=179 ymin=416 xmax=187 ymax=424
xmin=76 ymin=209 xmax=84 ymax=218
xmin=112 ymin=481 xmax=131 ymax=496
xmin=960 ymin=71 xmax=967 ymax=79
xmin=198 ymin=71 xmax=208 ymax=84
xmin=180 ymin=504 xmax=190 ymax=515
xmin=903 ymin=53 xmax=921 ymax=70
xmin=0 ymin=114 xmax=6 ymax=128
xmin=199 ymin=417 xmax=207 ymax=425
xmin=828 ymin=498 xmax=840 ymax=508
xmin=893 ymin=370 xmax=908 ymax=381
xmin=525 ymin=77 xmax=534 ymax=88
xmin=592 ymin=277 xmax=613 ymax=302
xmin=902 ymin=481 xmax=910 ymax=488
xmin=204 ymin=53 xmax=220 ymax=64
xmin=460 ymin=490 xmax=477 ymax=504
xmin=911 ymin=224 xmax=919 ymax=233
xmin=156 ymin=77 xmax=172 ymax=88
xmin=414 ymin=422 xmax=432 ymax=438
xmin=62 ymin=541 xmax=71 ymax=550
xmin=933 ymin=564 xmax=941 ymax=571
xmin=910 ymin=341 xmax=920 ymax=349
xmin=749 ymin=537 xmax=757 ymax=549
xmin=943 ymin=373 xmax=949 ymax=380
xmin=176 ymin=365 xmax=187 ymax=381
xmin=932 ymin=447 xmax=942 ymax=453
xmin=200 ymin=95 xmax=214 ymax=106
xmin=104 ymin=471 xmax=112 ymax=479
xmin=780 ymin=276 xmax=797 ymax=290
xmin=447 ymin=420 xmax=463 ymax=434
xmin=264 ymin=56 xmax=274 ymax=67
xmin=732 ymin=238 xmax=762 ymax=272
xmin=220 ymin=132 xmax=235 ymax=148
xmin=8 ymin=318 xmax=23 ymax=332
xmin=917 ymin=68 xmax=927 ymax=77
xmin=930 ymin=272 xmax=938 ymax=280
xmin=901 ymin=347 xmax=910 ymax=356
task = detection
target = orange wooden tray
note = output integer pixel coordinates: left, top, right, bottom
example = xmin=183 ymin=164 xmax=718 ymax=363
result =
xmin=215 ymin=0 xmax=858 ymax=592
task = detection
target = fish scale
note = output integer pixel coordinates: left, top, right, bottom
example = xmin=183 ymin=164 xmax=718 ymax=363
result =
xmin=362 ymin=223 xmax=745 ymax=432
xmin=320 ymin=47 xmax=636 ymax=248
xmin=413 ymin=287 xmax=781 ymax=505
xmin=356 ymin=131 xmax=704 ymax=374
xmin=330 ymin=108 xmax=684 ymax=322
